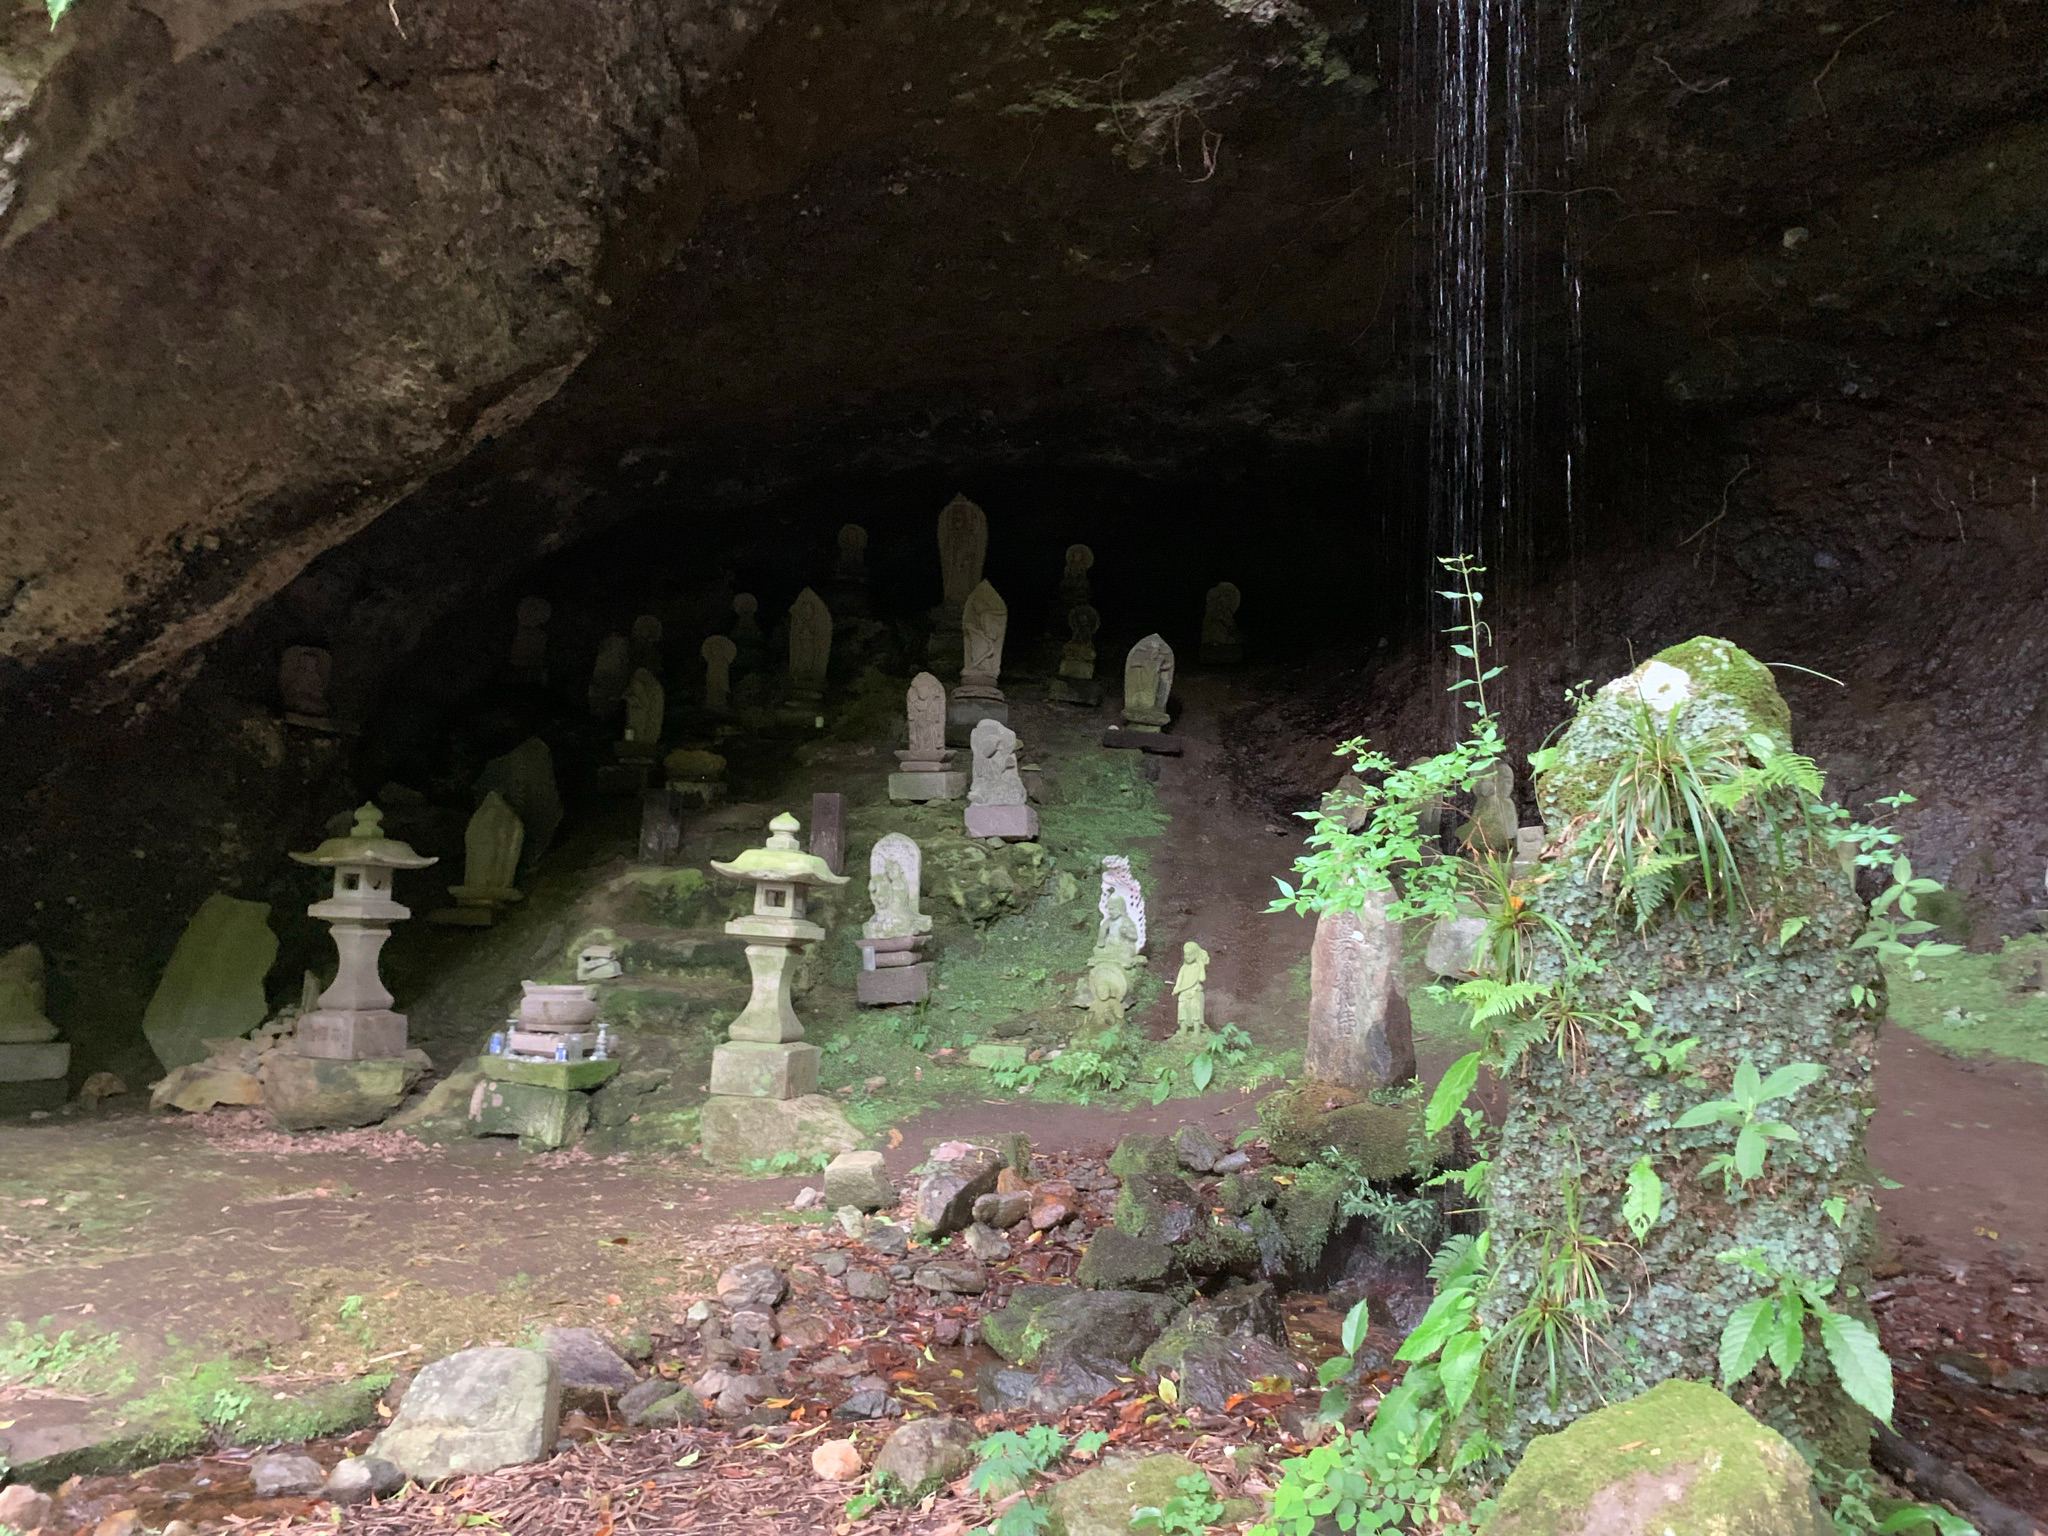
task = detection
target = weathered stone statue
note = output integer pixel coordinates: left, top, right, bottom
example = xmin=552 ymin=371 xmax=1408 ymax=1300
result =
xmin=889 ymin=671 xmax=966 ymax=802
xmin=1304 ymin=894 xmax=1414 ymax=1089
xmin=950 ymin=579 xmax=1009 ymax=740
xmin=509 ymin=597 xmax=551 ymax=680
xmin=619 ymin=668 xmax=664 ymax=761
xmin=587 ymin=634 xmax=632 ymax=716
xmin=1077 ymin=889 xmax=1144 ymax=1030
xmin=432 ymin=791 xmax=525 ymax=927
xmin=1049 ymin=604 xmax=1102 ymax=706
xmin=630 ymin=613 xmax=665 ymax=675
xmin=1100 ymin=854 xmax=1147 ymax=952
xmin=0 ymin=944 xmax=67 ymax=1111
xmin=1121 ymin=633 xmax=1175 ymax=731
xmin=1461 ymin=758 xmax=1516 ymax=858
xmin=836 ymin=523 xmax=868 ymax=582
xmin=858 ymin=832 xmax=933 ymax=1006
xmin=964 ymin=718 xmax=1037 ymax=840
xmin=475 ymin=737 xmax=562 ymax=868
xmin=786 ymin=587 xmax=832 ymax=705
xmin=279 ymin=645 xmax=334 ymax=728
xmin=731 ymin=592 xmax=762 ymax=641
xmin=1174 ymin=941 xmax=1210 ymax=1038
xmin=701 ymin=634 xmax=737 ymax=713
xmin=1059 ymin=543 xmax=1093 ymax=615
xmin=1200 ymin=582 xmax=1242 ymax=665
xmin=929 ymin=493 xmax=988 ymax=667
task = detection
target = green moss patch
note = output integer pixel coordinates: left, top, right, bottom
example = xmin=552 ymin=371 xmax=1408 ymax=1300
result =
xmin=1885 ymin=937 xmax=2048 ymax=1069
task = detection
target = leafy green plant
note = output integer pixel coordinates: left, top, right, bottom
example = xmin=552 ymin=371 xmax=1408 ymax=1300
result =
xmin=44 ymin=0 xmax=72 ymax=25
xmin=1490 ymin=1181 xmax=1622 ymax=1411
xmin=1249 ymin=1425 xmax=1462 ymax=1536
xmin=978 ymin=1498 xmax=1053 ymax=1536
xmin=0 ymin=1321 xmax=123 ymax=1390
xmin=202 ymin=1384 xmax=256 ymax=1426
xmin=1675 ymin=1059 xmax=1823 ymax=1193
xmin=1270 ymin=557 xmax=1507 ymax=927
xmin=1716 ymin=1247 xmax=1892 ymax=1423
xmin=1133 ymin=1473 xmax=1225 ymax=1535
xmin=1818 ymin=1463 xmax=1976 ymax=1536
xmin=970 ymin=1427 xmax=1069 ymax=1499
xmin=842 ymin=1490 xmax=883 ymax=1522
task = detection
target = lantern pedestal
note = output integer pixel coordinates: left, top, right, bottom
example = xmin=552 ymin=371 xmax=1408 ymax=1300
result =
xmin=288 ymin=805 xmax=436 ymax=1062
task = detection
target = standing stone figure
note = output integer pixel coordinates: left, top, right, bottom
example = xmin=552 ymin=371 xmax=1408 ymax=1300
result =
xmin=786 ymin=587 xmax=833 ymax=704
xmin=1461 ymin=759 xmax=1516 ymax=859
xmin=964 ymin=718 xmax=1037 ymax=840
xmin=858 ymin=832 xmax=933 ymax=1006
xmin=279 ymin=646 xmax=334 ymax=728
xmin=1059 ymin=544 xmax=1094 ymax=615
xmin=588 ymin=634 xmax=632 ymax=717
xmin=431 ymin=792 xmax=526 ymax=927
xmin=630 ymin=614 xmax=665 ymax=675
xmin=836 ymin=524 xmax=869 ymax=582
xmin=889 ymin=672 xmax=966 ymax=802
xmin=1077 ymin=887 xmax=1144 ymax=1029
xmin=701 ymin=634 xmax=738 ymax=713
xmin=929 ymin=494 xmax=988 ymax=668
xmin=0 ymin=943 xmax=67 ymax=1106
xmin=950 ymin=580 xmax=1010 ymax=740
xmin=1200 ymin=582 xmax=1243 ymax=665
xmin=731 ymin=593 xmax=763 ymax=641
xmin=1049 ymin=605 xmax=1102 ymax=706
xmin=1304 ymin=893 xmax=1415 ymax=1089
xmin=1100 ymin=856 xmax=1147 ymax=952
xmin=1121 ymin=634 xmax=1175 ymax=731
xmin=937 ymin=495 xmax=988 ymax=614
xmin=619 ymin=668 xmax=664 ymax=761
xmin=1174 ymin=941 xmax=1210 ymax=1037
xmin=510 ymin=597 xmax=551 ymax=681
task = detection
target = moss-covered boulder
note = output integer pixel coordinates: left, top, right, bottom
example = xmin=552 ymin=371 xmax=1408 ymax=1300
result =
xmin=1255 ymin=1083 xmax=1427 ymax=1177
xmin=1047 ymin=1454 xmax=1208 ymax=1536
xmin=1106 ymin=1132 xmax=1181 ymax=1180
xmin=1076 ymin=1227 xmax=1174 ymax=1291
xmin=981 ymin=1286 xmax=1178 ymax=1368
xmin=1487 ymin=1379 xmax=1831 ymax=1536
xmin=1489 ymin=639 xmax=1882 ymax=1460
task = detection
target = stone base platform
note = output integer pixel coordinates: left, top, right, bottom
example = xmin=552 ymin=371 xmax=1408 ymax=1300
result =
xmin=889 ymin=770 xmax=967 ymax=803
xmin=858 ymin=961 xmax=931 ymax=1007
xmin=964 ymin=804 xmax=1039 ymax=840
xmin=480 ymin=1055 xmax=620 ymax=1092
xmin=699 ymin=1093 xmax=861 ymax=1168
xmin=264 ymin=1054 xmax=423 ymax=1131
xmin=1102 ymin=727 xmax=1184 ymax=755
xmin=709 ymin=1040 xmax=821 ymax=1099
xmin=293 ymin=1011 xmax=407 ymax=1060
xmin=0 ymin=1041 xmax=70 ymax=1083
xmin=469 ymin=1078 xmax=589 ymax=1150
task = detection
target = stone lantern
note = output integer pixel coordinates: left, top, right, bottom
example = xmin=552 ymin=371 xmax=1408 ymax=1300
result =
xmin=289 ymin=804 xmax=436 ymax=1060
xmin=706 ymin=812 xmax=847 ymax=1100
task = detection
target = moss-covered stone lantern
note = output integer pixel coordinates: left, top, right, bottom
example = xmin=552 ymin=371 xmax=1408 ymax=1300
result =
xmin=289 ymin=804 xmax=436 ymax=1060
xmin=706 ymin=812 xmax=847 ymax=1100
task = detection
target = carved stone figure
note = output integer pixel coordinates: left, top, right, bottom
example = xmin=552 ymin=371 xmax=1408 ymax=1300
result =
xmin=1099 ymin=855 xmax=1147 ymax=952
xmin=588 ymin=634 xmax=632 ymax=716
xmin=1048 ymin=605 xmax=1102 ymax=706
xmin=950 ymin=580 xmax=1009 ymax=740
xmin=858 ymin=832 xmax=933 ymax=1006
xmin=836 ymin=524 xmax=869 ymax=582
xmin=787 ymin=587 xmax=833 ymax=703
xmin=1461 ymin=759 xmax=1517 ymax=858
xmin=630 ymin=613 xmax=665 ymax=674
xmin=937 ymin=494 xmax=988 ymax=613
xmin=891 ymin=673 xmax=966 ymax=802
xmin=279 ymin=646 xmax=334 ymax=727
xmin=964 ymin=718 xmax=1036 ymax=839
xmin=731 ymin=593 xmax=762 ymax=641
xmin=1174 ymin=941 xmax=1209 ymax=1038
xmin=619 ymin=668 xmax=664 ymax=761
xmin=1121 ymin=634 xmax=1175 ymax=731
xmin=701 ymin=634 xmax=738 ymax=713
xmin=1200 ymin=582 xmax=1242 ymax=665
xmin=1305 ymin=895 xmax=1415 ymax=1089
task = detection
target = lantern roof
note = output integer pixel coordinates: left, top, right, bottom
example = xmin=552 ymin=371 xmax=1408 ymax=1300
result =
xmin=711 ymin=812 xmax=848 ymax=888
xmin=291 ymin=804 xmax=438 ymax=871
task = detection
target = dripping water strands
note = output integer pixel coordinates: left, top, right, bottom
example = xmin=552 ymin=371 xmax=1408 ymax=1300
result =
xmin=1405 ymin=0 xmax=1591 ymax=729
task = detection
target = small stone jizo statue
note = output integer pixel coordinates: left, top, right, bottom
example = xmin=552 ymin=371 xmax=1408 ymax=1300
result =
xmin=1173 ymin=941 xmax=1209 ymax=1037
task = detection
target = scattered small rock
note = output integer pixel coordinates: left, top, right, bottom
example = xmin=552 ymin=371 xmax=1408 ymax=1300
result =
xmin=863 ymin=1221 xmax=910 ymax=1257
xmin=912 ymin=1141 xmax=1003 ymax=1237
xmin=323 ymin=1456 xmax=404 ymax=1505
xmin=913 ymin=1260 xmax=988 ymax=1295
xmin=819 ymin=1251 xmax=849 ymax=1277
xmin=1213 ymin=1149 xmax=1251 ymax=1174
xmin=872 ymin=1416 xmax=978 ymax=1503
xmin=369 ymin=1346 xmax=561 ymax=1482
xmin=964 ymin=1222 xmax=1011 ymax=1262
xmin=933 ymin=1317 xmax=964 ymax=1346
xmin=972 ymin=1187 xmax=1031 ymax=1230
xmin=0 ymin=1485 xmax=53 ymax=1531
xmin=834 ymin=1389 xmax=904 ymax=1420
xmin=1172 ymin=1124 xmax=1226 ymax=1173
xmin=812 ymin=1438 xmax=865 ymax=1481
xmin=539 ymin=1326 xmax=639 ymax=1393
xmin=791 ymin=1186 xmax=824 ymax=1211
xmin=716 ymin=1260 xmax=788 ymax=1309
xmin=835 ymin=1206 xmax=867 ymax=1237
xmin=844 ymin=1269 xmax=892 ymax=1302
xmin=776 ymin=1310 xmax=832 ymax=1350
xmin=251 ymin=1452 xmax=326 ymax=1498
xmin=824 ymin=1150 xmax=894 ymax=1213
xmin=729 ymin=1306 xmax=777 ymax=1352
